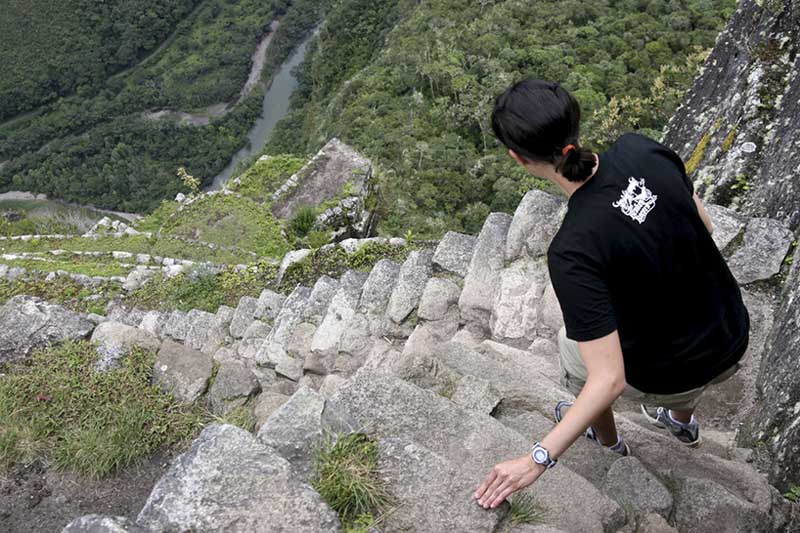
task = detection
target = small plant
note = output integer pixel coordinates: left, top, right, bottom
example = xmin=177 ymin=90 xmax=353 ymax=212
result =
xmin=731 ymin=174 xmax=750 ymax=193
xmin=785 ymin=485 xmax=800 ymax=503
xmin=290 ymin=205 xmax=319 ymax=237
xmin=210 ymin=404 xmax=256 ymax=433
xmin=438 ymin=376 xmax=457 ymax=399
xmin=306 ymin=229 xmax=333 ymax=249
xmin=403 ymin=229 xmax=416 ymax=245
xmin=507 ymin=492 xmax=544 ymax=525
xmin=177 ymin=166 xmax=200 ymax=195
xmin=311 ymin=432 xmax=391 ymax=528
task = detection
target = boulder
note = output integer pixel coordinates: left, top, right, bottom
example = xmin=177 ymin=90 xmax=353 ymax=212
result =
xmin=90 ymin=321 xmax=160 ymax=371
xmin=229 ymin=296 xmax=259 ymax=339
xmin=162 ymin=310 xmax=190 ymax=341
xmin=183 ymin=309 xmax=216 ymax=351
xmin=603 ymin=456 xmax=673 ymax=518
xmin=450 ymin=374 xmax=501 ymax=414
xmin=256 ymin=289 xmax=286 ymax=321
xmin=255 ymin=285 xmax=312 ymax=367
xmin=209 ymin=360 xmax=261 ymax=414
xmin=153 ymin=340 xmax=213 ymax=404
xmin=490 ymin=256 xmax=549 ymax=343
xmin=61 ymin=515 xmax=145 ymax=532
xmin=257 ymin=386 xmax=357 ymax=477
xmin=358 ymin=258 xmax=401 ymax=314
xmin=0 ymin=295 xmax=94 ymax=364
xmin=137 ymin=424 xmax=340 ymax=532
xmin=386 ymin=249 xmax=434 ymax=324
xmin=139 ymin=311 xmax=167 ymax=337
xmin=377 ymin=437 xmax=506 ymax=532
xmin=417 ymin=277 xmax=461 ymax=321
xmin=122 ymin=267 xmax=156 ymax=291
xmin=302 ymin=275 xmax=339 ymax=325
xmin=505 ymin=190 xmax=565 ymax=261
xmin=276 ymin=248 xmax=312 ymax=284
xmin=237 ymin=320 xmax=270 ymax=361
xmin=728 ymin=217 xmax=793 ymax=284
xmin=706 ymin=204 xmax=747 ymax=251
xmin=331 ymin=370 xmax=624 ymax=532
xmin=458 ymin=213 xmax=513 ymax=332
xmin=432 ymin=231 xmax=477 ymax=277
xmin=253 ymin=392 xmax=290 ymax=431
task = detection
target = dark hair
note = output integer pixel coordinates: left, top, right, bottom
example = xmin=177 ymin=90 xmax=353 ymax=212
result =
xmin=491 ymin=78 xmax=595 ymax=183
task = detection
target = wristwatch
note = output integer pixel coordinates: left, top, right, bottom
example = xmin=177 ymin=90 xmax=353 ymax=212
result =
xmin=530 ymin=441 xmax=557 ymax=469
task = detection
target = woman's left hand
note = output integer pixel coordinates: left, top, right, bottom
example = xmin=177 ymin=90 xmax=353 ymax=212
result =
xmin=474 ymin=454 xmax=545 ymax=508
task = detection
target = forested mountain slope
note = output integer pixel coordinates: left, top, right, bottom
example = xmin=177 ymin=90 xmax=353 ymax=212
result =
xmin=265 ymin=0 xmax=736 ymax=237
xmin=0 ymin=0 xmax=325 ymax=212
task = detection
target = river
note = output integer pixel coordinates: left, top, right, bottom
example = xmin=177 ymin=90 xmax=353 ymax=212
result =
xmin=208 ymin=32 xmax=315 ymax=190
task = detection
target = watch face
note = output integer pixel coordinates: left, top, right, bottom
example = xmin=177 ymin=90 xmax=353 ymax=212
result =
xmin=533 ymin=449 xmax=548 ymax=463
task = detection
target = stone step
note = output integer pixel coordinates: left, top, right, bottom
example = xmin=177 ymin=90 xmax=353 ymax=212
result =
xmin=330 ymin=369 xmax=626 ymax=532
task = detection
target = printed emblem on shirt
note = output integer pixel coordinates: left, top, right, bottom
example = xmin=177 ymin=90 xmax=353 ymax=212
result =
xmin=612 ymin=177 xmax=658 ymax=224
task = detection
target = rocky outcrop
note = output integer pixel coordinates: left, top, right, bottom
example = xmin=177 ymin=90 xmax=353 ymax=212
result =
xmin=271 ymin=138 xmax=377 ymax=240
xmin=0 ymin=295 xmax=94 ymax=363
xmin=663 ymin=0 xmax=800 ymax=228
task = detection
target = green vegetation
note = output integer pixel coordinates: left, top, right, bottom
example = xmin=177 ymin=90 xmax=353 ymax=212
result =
xmin=159 ymin=194 xmax=291 ymax=257
xmin=266 ymin=0 xmax=734 ymax=237
xmin=0 ymin=276 xmax=120 ymax=315
xmin=0 ymin=0 xmax=200 ymax=121
xmin=289 ymin=206 xmax=319 ymax=237
xmin=230 ymin=155 xmax=305 ymax=203
xmin=211 ymin=404 xmax=257 ymax=433
xmin=0 ymin=0 xmax=328 ymax=213
xmin=0 ymin=256 xmax=133 ymax=278
xmin=0 ymin=340 xmax=204 ymax=478
xmin=507 ymin=493 xmax=545 ymax=526
xmin=784 ymin=485 xmax=800 ymax=503
xmin=311 ymin=432 xmax=391 ymax=529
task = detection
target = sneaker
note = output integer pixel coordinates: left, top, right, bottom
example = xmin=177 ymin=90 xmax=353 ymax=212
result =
xmin=555 ymin=400 xmax=631 ymax=456
xmin=640 ymin=404 xmax=702 ymax=447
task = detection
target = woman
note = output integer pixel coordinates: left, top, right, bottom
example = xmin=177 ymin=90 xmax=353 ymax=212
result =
xmin=474 ymin=79 xmax=749 ymax=509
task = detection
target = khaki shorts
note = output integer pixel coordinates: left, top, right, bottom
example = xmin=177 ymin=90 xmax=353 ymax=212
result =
xmin=557 ymin=326 xmax=740 ymax=411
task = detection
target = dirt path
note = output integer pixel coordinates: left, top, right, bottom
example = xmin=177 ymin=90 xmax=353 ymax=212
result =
xmin=142 ymin=19 xmax=281 ymax=127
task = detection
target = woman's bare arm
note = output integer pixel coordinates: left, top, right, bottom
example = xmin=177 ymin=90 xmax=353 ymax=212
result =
xmin=693 ymin=192 xmax=714 ymax=235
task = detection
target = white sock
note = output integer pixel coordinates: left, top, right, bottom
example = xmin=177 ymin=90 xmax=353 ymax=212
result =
xmin=668 ymin=410 xmax=696 ymax=426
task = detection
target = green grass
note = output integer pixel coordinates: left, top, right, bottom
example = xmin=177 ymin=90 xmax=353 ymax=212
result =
xmin=311 ymin=432 xmax=391 ymax=528
xmin=231 ymin=155 xmax=305 ymax=203
xmin=0 ymin=277 xmax=120 ymax=314
xmin=507 ymin=492 xmax=545 ymax=526
xmin=160 ymin=194 xmax=291 ymax=258
xmin=210 ymin=404 xmax=257 ymax=433
xmin=135 ymin=200 xmax=180 ymax=233
xmin=0 ymin=340 xmax=204 ymax=478
xmin=1 ymin=256 xmax=133 ymax=278
xmin=0 ymin=234 xmax=257 ymax=265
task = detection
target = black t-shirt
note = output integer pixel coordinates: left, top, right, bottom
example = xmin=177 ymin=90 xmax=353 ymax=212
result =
xmin=547 ymin=132 xmax=750 ymax=394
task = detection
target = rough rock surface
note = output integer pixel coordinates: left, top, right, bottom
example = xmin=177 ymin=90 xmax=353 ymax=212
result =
xmin=0 ymin=295 xmax=94 ymax=363
xmin=417 ymin=277 xmax=461 ymax=321
xmin=358 ymin=259 xmax=401 ymax=314
xmin=90 ymin=321 xmax=160 ymax=371
xmin=603 ymin=456 xmax=673 ymax=518
xmin=137 ymin=424 xmax=340 ymax=532
xmin=663 ymin=0 xmax=800 ymax=229
xmin=706 ymin=203 xmax=747 ymax=251
xmin=432 ymin=231 xmax=477 ymax=277
xmin=386 ymin=249 xmax=434 ymax=324
xmin=62 ymin=515 xmax=145 ymax=532
xmin=505 ymin=190 xmax=565 ymax=261
xmin=740 ymin=244 xmax=800 ymax=489
xmin=727 ymin=217 xmax=793 ymax=284
xmin=153 ymin=340 xmax=213 ymax=404
xmin=458 ymin=213 xmax=513 ymax=332
xmin=257 ymin=386 xmax=357 ymax=476
xmin=209 ymin=360 xmax=261 ymax=414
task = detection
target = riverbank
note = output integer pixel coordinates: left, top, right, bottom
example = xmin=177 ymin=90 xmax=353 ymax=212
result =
xmin=142 ymin=20 xmax=281 ymax=127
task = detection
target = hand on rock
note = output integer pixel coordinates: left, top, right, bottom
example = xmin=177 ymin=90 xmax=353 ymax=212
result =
xmin=474 ymin=454 xmax=545 ymax=509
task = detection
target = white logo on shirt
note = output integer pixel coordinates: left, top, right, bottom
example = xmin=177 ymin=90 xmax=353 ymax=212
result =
xmin=612 ymin=177 xmax=657 ymax=224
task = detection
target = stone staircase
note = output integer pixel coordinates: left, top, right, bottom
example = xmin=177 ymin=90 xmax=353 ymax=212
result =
xmin=9 ymin=189 xmax=794 ymax=532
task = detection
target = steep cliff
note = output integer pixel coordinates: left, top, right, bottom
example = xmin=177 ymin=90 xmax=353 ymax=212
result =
xmin=664 ymin=0 xmax=800 ymax=491
xmin=663 ymin=0 xmax=799 ymax=227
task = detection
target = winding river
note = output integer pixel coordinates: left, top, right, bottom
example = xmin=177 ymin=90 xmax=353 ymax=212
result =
xmin=208 ymin=31 xmax=315 ymax=190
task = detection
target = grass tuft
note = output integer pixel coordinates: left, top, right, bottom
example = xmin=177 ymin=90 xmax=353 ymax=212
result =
xmin=0 ymin=340 xmax=204 ymax=478
xmin=507 ymin=492 xmax=545 ymax=525
xmin=311 ymin=432 xmax=391 ymax=528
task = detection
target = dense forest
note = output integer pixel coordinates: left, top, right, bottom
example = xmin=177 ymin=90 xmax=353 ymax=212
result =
xmin=1 ymin=0 xmax=735 ymax=235
xmin=0 ymin=0 xmax=327 ymax=212
xmin=265 ymin=0 xmax=736 ymax=236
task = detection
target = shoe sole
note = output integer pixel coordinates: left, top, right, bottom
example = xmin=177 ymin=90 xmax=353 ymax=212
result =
xmin=639 ymin=404 xmax=702 ymax=448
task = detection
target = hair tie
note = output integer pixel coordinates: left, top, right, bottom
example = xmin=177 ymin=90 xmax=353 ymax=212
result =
xmin=562 ymin=144 xmax=577 ymax=156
